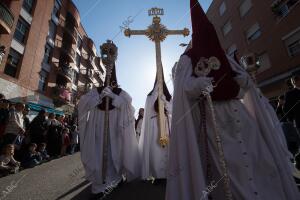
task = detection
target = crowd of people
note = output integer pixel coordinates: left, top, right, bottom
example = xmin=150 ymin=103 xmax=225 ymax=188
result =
xmin=0 ymin=94 xmax=79 ymax=178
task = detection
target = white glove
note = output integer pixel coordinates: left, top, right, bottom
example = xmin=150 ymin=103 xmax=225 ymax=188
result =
xmin=102 ymin=87 xmax=116 ymax=99
xmin=184 ymin=76 xmax=214 ymax=99
xmin=195 ymin=77 xmax=214 ymax=93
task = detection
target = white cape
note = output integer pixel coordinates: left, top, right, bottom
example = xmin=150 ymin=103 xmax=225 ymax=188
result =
xmin=166 ymin=55 xmax=300 ymax=200
xmin=78 ymin=88 xmax=140 ymax=188
xmin=139 ymin=87 xmax=172 ymax=179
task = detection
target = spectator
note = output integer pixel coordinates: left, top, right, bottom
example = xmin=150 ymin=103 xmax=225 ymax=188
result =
xmin=276 ymin=95 xmax=287 ymax=122
xmin=0 ymin=93 xmax=5 ymax=101
xmin=23 ymin=107 xmax=31 ymax=132
xmin=29 ymin=109 xmax=47 ymax=144
xmin=37 ymin=143 xmax=50 ymax=161
xmin=0 ymin=99 xmax=10 ymax=143
xmin=0 ymin=144 xmax=20 ymax=177
xmin=21 ymin=143 xmax=41 ymax=168
xmin=46 ymin=113 xmax=63 ymax=157
xmin=61 ymin=128 xmax=70 ymax=156
xmin=284 ymin=74 xmax=300 ymax=131
xmin=135 ymin=108 xmax=144 ymax=142
xmin=2 ymin=103 xmax=25 ymax=147
xmin=294 ymin=153 xmax=300 ymax=186
xmin=70 ymin=125 xmax=79 ymax=154
xmin=283 ymin=74 xmax=300 ymax=157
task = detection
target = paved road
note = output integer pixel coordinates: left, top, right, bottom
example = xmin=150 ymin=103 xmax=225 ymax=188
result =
xmin=0 ymin=153 xmax=165 ymax=200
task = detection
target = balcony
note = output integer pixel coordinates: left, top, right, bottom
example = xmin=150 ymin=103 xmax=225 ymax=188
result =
xmin=271 ymin=0 xmax=300 ymax=18
xmin=59 ymin=64 xmax=74 ymax=82
xmin=53 ymin=85 xmax=71 ymax=106
xmin=0 ymin=2 xmax=14 ymax=34
xmin=86 ymin=68 xmax=94 ymax=82
xmin=61 ymin=38 xmax=76 ymax=63
xmin=64 ymin=22 xmax=77 ymax=43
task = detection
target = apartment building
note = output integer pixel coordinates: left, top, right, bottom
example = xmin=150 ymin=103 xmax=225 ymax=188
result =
xmin=0 ymin=0 xmax=105 ymax=115
xmin=206 ymin=0 xmax=300 ymax=98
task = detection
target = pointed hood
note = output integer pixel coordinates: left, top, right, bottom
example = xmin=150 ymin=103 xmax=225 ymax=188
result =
xmin=184 ymin=0 xmax=240 ymax=101
xmin=148 ymin=67 xmax=172 ymax=102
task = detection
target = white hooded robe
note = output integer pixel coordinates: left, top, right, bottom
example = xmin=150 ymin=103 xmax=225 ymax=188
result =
xmin=166 ymin=55 xmax=300 ymax=200
xmin=139 ymin=86 xmax=172 ymax=179
xmin=78 ymin=88 xmax=140 ymax=194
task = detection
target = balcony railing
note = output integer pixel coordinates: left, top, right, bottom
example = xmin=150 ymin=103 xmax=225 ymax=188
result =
xmin=60 ymin=64 xmax=74 ymax=81
xmin=53 ymin=85 xmax=71 ymax=106
xmin=0 ymin=2 xmax=14 ymax=34
xmin=271 ymin=0 xmax=300 ymax=18
xmin=61 ymin=44 xmax=76 ymax=62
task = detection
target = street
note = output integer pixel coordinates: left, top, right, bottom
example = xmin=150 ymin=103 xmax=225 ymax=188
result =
xmin=0 ymin=153 xmax=166 ymax=200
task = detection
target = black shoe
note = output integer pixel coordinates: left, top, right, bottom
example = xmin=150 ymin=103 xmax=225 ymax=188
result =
xmin=152 ymin=178 xmax=166 ymax=185
xmin=117 ymin=178 xmax=126 ymax=188
xmin=89 ymin=192 xmax=104 ymax=200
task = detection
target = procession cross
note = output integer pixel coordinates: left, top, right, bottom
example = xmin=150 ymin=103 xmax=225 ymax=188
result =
xmin=124 ymin=8 xmax=189 ymax=147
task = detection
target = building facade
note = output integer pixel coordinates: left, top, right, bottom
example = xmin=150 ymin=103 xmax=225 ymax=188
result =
xmin=206 ymin=0 xmax=300 ymax=99
xmin=0 ymin=0 xmax=105 ymax=114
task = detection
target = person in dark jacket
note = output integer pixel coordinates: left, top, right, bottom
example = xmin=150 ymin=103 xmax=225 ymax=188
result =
xmin=284 ymin=75 xmax=300 ymax=130
xmin=29 ymin=109 xmax=47 ymax=144
xmin=284 ymin=74 xmax=300 ymax=156
xmin=46 ymin=113 xmax=63 ymax=157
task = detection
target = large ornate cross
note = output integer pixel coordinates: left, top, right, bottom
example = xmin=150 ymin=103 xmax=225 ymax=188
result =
xmin=124 ymin=8 xmax=189 ymax=147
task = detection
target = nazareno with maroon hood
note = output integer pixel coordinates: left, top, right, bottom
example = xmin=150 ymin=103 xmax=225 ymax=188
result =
xmin=165 ymin=0 xmax=300 ymax=200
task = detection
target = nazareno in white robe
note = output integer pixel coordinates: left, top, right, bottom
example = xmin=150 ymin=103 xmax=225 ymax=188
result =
xmin=139 ymin=86 xmax=172 ymax=179
xmin=166 ymin=55 xmax=300 ymax=200
xmin=78 ymin=88 xmax=140 ymax=193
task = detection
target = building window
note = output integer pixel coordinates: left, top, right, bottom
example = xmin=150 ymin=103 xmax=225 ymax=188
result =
xmin=43 ymin=44 xmax=52 ymax=64
xmin=227 ymin=44 xmax=237 ymax=57
xmin=38 ymin=69 xmax=49 ymax=92
xmin=246 ymin=23 xmax=261 ymax=42
xmin=52 ymin=0 xmax=61 ymax=18
xmin=219 ymin=1 xmax=226 ymax=16
xmin=76 ymin=35 xmax=82 ymax=50
xmin=284 ymin=28 xmax=300 ymax=57
xmin=256 ymin=52 xmax=271 ymax=73
xmin=71 ymin=89 xmax=77 ymax=104
xmin=239 ymin=0 xmax=252 ymax=17
xmin=4 ymin=49 xmax=22 ymax=78
xmin=73 ymin=72 xmax=79 ymax=85
xmin=13 ymin=18 xmax=30 ymax=44
xmin=22 ymin=0 xmax=35 ymax=14
xmin=222 ymin=21 xmax=232 ymax=36
xmin=75 ymin=53 xmax=81 ymax=67
xmin=48 ymin=21 xmax=56 ymax=40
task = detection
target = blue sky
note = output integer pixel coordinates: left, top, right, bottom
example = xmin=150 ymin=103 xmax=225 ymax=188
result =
xmin=73 ymin=0 xmax=212 ymax=114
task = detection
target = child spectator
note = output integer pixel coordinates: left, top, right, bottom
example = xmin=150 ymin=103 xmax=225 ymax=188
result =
xmin=0 ymin=144 xmax=20 ymax=177
xmin=37 ymin=143 xmax=50 ymax=161
xmin=70 ymin=125 xmax=79 ymax=154
xmin=22 ymin=143 xmax=41 ymax=168
xmin=294 ymin=153 xmax=300 ymax=187
xmin=61 ymin=128 xmax=70 ymax=156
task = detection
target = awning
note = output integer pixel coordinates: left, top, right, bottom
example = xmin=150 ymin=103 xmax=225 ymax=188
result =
xmin=27 ymin=102 xmax=64 ymax=116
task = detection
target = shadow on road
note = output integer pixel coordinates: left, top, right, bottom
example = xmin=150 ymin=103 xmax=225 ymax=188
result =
xmin=69 ymin=180 xmax=166 ymax=200
xmin=55 ymin=180 xmax=91 ymax=200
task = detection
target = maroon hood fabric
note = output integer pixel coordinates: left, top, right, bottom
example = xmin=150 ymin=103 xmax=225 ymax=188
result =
xmin=184 ymin=0 xmax=240 ymax=101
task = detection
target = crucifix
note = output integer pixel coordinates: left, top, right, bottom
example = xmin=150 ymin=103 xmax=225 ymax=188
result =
xmin=124 ymin=7 xmax=189 ymax=147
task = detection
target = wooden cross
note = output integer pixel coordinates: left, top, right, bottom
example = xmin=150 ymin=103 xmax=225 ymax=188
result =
xmin=124 ymin=8 xmax=189 ymax=147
